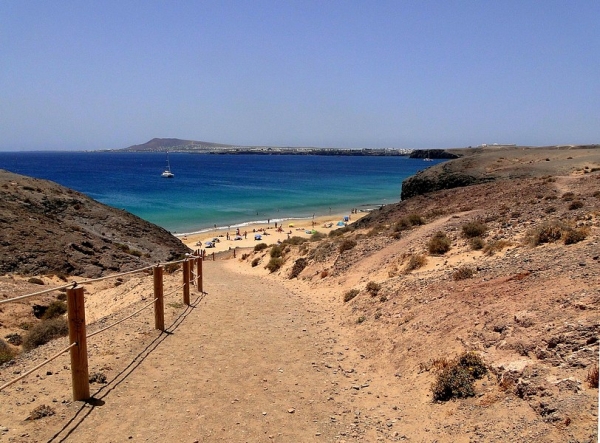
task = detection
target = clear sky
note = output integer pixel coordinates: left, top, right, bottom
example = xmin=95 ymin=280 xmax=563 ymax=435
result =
xmin=1 ymin=1 xmax=599 ymax=151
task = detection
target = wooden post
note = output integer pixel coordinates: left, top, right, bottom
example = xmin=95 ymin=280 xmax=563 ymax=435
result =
xmin=212 ymin=252 xmax=215 ymax=261
xmin=153 ymin=265 xmax=164 ymax=331
xmin=233 ymin=248 xmax=236 ymax=258
xmin=183 ymin=258 xmax=190 ymax=305
xmin=196 ymin=254 xmax=203 ymax=293
xmin=66 ymin=285 xmax=90 ymax=401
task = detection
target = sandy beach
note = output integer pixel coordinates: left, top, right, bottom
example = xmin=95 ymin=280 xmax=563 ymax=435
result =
xmin=179 ymin=212 xmax=367 ymax=253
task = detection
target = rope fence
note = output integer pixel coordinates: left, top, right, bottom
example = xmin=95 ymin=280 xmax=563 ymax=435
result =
xmin=0 ymin=250 xmax=206 ymax=400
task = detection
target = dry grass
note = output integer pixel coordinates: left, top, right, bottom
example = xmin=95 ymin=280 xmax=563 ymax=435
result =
xmin=586 ymin=364 xmax=599 ymax=388
xmin=404 ymin=254 xmax=427 ymax=273
xmin=22 ymin=318 xmax=69 ymax=351
xmin=428 ymin=231 xmax=451 ymax=255
xmin=461 ymin=221 xmax=487 ymax=238
xmin=343 ymin=289 xmax=359 ymax=303
xmin=453 ymin=266 xmax=474 ymax=281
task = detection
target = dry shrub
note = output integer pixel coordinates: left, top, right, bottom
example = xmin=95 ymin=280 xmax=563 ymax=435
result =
xmin=561 ymin=192 xmax=575 ymax=201
xmin=28 ymin=277 xmax=44 ymax=285
xmin=428 ymin=231 xmax=451 ymax=255
xmin=23 ymin=318 xmax=69 ymax=351
xmin=563 ymin=228 xmax=588 ymax=245
xmin=28 ymin=405 xmax=55 ymax=420
xmin=431 ymin=351 xmax=487 ymax=402
xmin=568 ymin=200 xmax=584 ymax=210
xmin=283 ymin=236 xmax=309 ymax=246
xmin=469 ymin=237 xmax=485 ymax=250
xmin=395 ymin=213 xmax=424 ymax=232
xmin=404 ymin=254 xmax=427 ymax=273
xmin=453 ymin=266 xmax=474 ymax=281
xmin=254 ymin=243 xmax=268 ymax=252
xmin=164 ymin=262 xmax=180 ymax=274
xmin=586 ymin=364 xmax=599 ymax=388
xmin=320 ymin=269 xmax=329 ymax=278
xmin=461 ymin=221 xmax=487 ymax=238
xmin=343 ymin=289 xmax=359 ymax=303
xmin=41 ymin=300 xmax=67 ymax=320
xmin=483 ymin=239 xmax=511 ymax=256
xmin=309 ymin=232 xmax=326 ymax=242
xmin=338 ymin=239 xmax=357 ymax=253
xmin=0 ymin=339 xmax=14 ymax=364
xmin=251 ymin=257 xmax=260 ymax=267
xmin=366 ymin=281 xmax=381 ymax=296
xmin=289 ymin=258 xmax=308 ymax=279
xmin=265 ymin=257 xmax=283 ymax=273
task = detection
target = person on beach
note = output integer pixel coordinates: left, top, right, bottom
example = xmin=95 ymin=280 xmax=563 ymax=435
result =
xmin=226 ymin=232 xmax=230 ymax=240
xmin=244 ymin=231 xmax=247 ymax=239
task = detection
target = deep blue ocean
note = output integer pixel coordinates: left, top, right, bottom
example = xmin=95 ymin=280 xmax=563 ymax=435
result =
xmin=0 ymin=152 xmax=443 ymax=234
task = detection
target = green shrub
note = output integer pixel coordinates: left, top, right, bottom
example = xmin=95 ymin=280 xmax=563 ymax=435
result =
xmin=289 ymin=258 xmax=308 ymax=279
xmin=339 ymin=239 xmax=357 ymax=253
xmin=407 ymin=213 xmax=425 ymax=226
xmin=254 ymin=243 xmax=268 ymax=252
xmin=453 ymin=266 xmax=474 ymax=281
xmin=309 ymin=232 xmax=327 ymax=242
xmin=461 ymin=221 xmax=487 ymax=238
xmin=251 ymin=257 xmax=260 ymax=267
xmin=284 ymin=236 xmax=309 ymax=245
xmin=265 ymin=257 xmax=283 ymax=273
xmin=0 ymin=339 xmax=14 ymax=364
xmin=431 ymin=351 xmax=487 ymax=401
xmin=395 ymin=213 xmax=424 ymax=232
xmin=428 ymin=231 xmax=451 ymax=255
xmin=270 ymin=245 xmax=283 ymax=258
xmin=568 ymin=200 xmax=584 ymax=210
xmin=343 ymin=289 xmax=359 ymax=303
xmin=404 ymin=254 xmax=427 ymax=273
xmin=469 ymin=237 xmax=485 ymax=250
xmin=366 ymin=281 xmax=381 ymax=295
xmin=22 ymin=318 xmax=69 ymax=351
xmin=42 ymin=301 xmax=67 ymax=320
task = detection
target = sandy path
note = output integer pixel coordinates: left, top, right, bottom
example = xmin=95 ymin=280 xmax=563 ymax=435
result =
xmin=35 ymin=260 xmax=350 ymax=442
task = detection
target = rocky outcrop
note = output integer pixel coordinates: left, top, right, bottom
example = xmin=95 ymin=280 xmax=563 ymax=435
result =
xmin=0 ymin=170 xmax=190 ymax=277
xmin=408 ymin=149 xmax=460 ymax=159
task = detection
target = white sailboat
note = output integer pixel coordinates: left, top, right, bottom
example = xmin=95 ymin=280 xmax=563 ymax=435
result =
xmin=161 ymin=152 xmax=174 ymax=178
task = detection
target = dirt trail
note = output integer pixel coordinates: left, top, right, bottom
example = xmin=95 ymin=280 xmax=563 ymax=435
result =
xmin=2 ymin=260 xmax=377 ymax=442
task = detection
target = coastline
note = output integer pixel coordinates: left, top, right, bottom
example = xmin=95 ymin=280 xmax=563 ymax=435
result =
xmin=179 ymin=211 xmax=367 ymax=253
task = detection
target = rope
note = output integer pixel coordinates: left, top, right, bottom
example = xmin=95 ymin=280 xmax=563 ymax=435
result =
xmin=0 ymin=342 xmax=77 ymax=392
xmin=163 ymin=283 xmax=186 ymax=298
xmin=86 ymin=298 xmax=158 ymax=339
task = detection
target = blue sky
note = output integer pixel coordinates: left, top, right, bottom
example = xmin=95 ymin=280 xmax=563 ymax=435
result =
xmin=1 ymin=1 xmax=598 ymax=150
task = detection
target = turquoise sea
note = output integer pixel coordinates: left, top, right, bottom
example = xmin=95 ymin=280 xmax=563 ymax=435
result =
xmin=0 ymin=152 xmax=444 ymax=234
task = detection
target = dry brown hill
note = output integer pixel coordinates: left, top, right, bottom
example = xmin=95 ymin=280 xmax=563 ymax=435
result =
xmin=0 ymin=170 xmax=190 ymax=278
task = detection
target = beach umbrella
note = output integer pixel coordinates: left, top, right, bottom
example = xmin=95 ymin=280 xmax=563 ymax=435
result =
xmin=288 ymin=223 xmax=294 ymax=227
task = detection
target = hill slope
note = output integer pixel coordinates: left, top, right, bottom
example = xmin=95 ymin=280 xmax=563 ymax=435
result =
xmin=0 ymin=170 xmax=190 ymax=277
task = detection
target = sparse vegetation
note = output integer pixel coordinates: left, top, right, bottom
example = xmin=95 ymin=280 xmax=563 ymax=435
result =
xmin=28 ymin=405 xmax=55 ymax=420
xmin=461 ymin=221 xmax=487 ymax=238
xmin=428 ymin=231 xmax=451 ymax=255
xmin=483 ymin=239 xmax=511 ymax=256
xmin=289 ymin=258 xmax=308 ymax=279
xmin=283 ymin=236 xmax=309 ymax=246
xmin=394 ymin=213 xmax=424 ymax=232
xmin=561 ymin=192 xmax=575 ymax=201
xmin=22 ymin=318 xmax=69 ymax=351
xmin=366 ymin=281 xmax=381 ymax=296
xmin=27 ymin=277 xmax=44 ymax=285
xmin=338 ymin=239 xmax=357 ymax=253
xmin=251 ymin=257 xmax=260 ymax=267
xmin=164 ymin=262 xmax=180 ymax=274
xmin=431 ymin=351 xmax=487 ymax=401
xmin=563 ymin=228 xmax=588 ymax=245
xmin=526 ymin=220 xmax=565 ymax=246
xmin=265 ymin=257 xmax=283 ymax=273
xmin=586 ymin=364 xmax=599 ymax=388
xmin=568 ymin=200 xmax=584 ymax=210
xmin=41 ymin=300 xmax=67 ymax=320
xmin=270 ymin=245 xmax=283 ymax=258
xmin=404 ymin=254 xmax=427 ymax=273
xmin=343 ymin=289 xmax=359 ymax=303
xmin=254 ymin=243 xmax=268 ymax=252
xmin=0 ymin=339 xmax=14 ymax=364
xmin=453 ymin=266 xmax=474 ymax=281
xmin=469 ymin=237 xmax=485 ymax=250
xmin=309 ymin=232 xmax=326 ymax=242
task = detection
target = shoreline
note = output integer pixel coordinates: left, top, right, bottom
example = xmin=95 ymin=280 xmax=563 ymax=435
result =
xmin=179 ymin=211 xmax=367 ymax=253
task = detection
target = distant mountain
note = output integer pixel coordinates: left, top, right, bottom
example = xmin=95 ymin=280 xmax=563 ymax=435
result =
xmin=123 ymin=138 xmax=235 ymax=152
